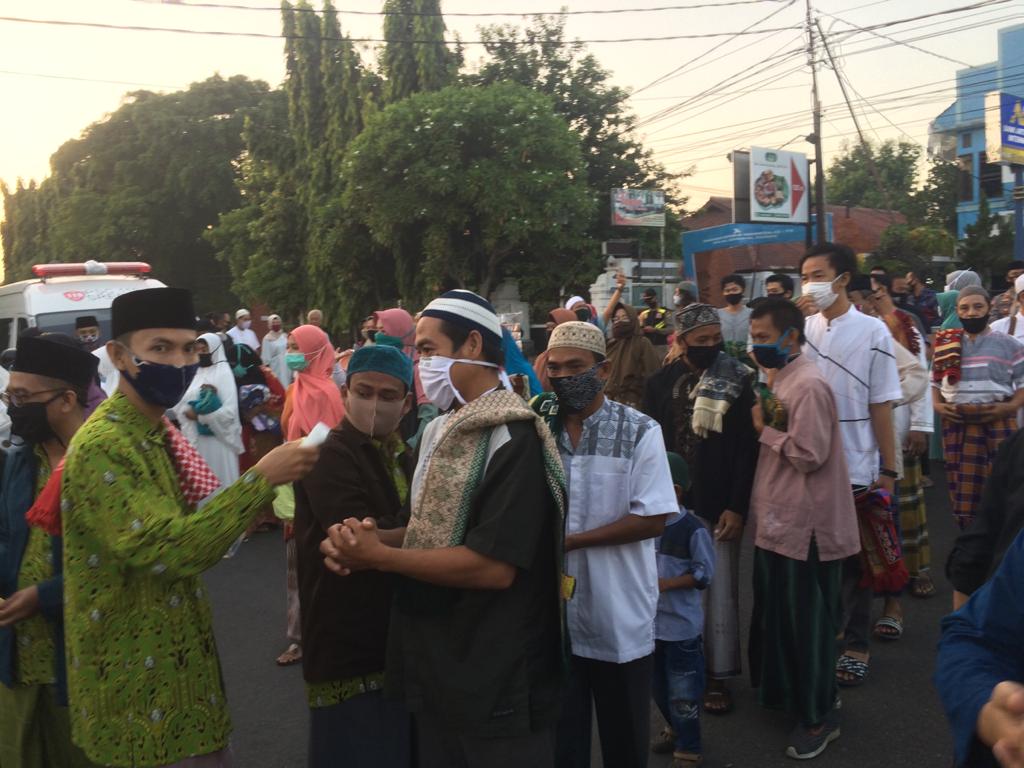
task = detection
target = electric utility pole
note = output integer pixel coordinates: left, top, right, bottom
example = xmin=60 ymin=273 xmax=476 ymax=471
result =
xmin=807 ymin=0 xmax=827 ymax=244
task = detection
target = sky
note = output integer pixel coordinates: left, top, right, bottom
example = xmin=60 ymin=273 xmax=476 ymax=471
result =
xmin=0 ymin=0 xmax=1019 ymax=221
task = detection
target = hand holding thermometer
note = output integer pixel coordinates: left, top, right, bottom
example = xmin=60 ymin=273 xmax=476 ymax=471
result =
xmin=301 ymin=422 xmax=331 ymax=449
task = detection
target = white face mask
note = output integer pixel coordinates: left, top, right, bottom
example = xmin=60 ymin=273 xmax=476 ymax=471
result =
xmin=345 ymin=392 xmax=407 ymax=438
xmin=418 ymin=355 xmax=498 ymax=410
xmin=241 ymin=320 xmax=252 ymax=330
xmin=803 ymin=276 xmax=841 ymax=311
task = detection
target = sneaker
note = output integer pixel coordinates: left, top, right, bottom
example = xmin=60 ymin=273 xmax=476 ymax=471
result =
xmin=670 ymin=753 xmax=703 ymax=767
xmin=651 ymin=727 xmax=676 ymax=755
xmin=785 ymin=720 xmax=840 ymax=760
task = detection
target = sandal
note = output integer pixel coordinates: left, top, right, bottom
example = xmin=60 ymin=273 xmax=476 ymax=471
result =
xmin=670 ymin=753 xmax=703 ymax=767
xmin=276 ymin=643 xmax=302 ymax=666
xmin=703 ymin=688 xmax=733 ymax=715
xmin=873 ymin=615 xmax=904 ymax=642
xmin=910 ymin=574 xmax=936 ymax=599
xmin=835 ymin=654 xmax=868 ymax=687
xmin=651 ymin=727 xmax=676 ymax=755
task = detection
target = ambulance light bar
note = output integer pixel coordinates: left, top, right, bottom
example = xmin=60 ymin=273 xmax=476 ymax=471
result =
xmin=31 ymin=261 xmax=152 ymax=279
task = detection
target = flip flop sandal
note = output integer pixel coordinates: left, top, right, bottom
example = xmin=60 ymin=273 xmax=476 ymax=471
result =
xmin=703 ymin=690 xmax=733 ymax=715
xmin=276 ymin=643 xmax=302 ymax=666
xmin=911 ymin=576 xmax=936 ymax=599
xmin=873 ymin=616 xmax=904 ymax=641
xmin=835 ymin=655 xmax=868 ymax=687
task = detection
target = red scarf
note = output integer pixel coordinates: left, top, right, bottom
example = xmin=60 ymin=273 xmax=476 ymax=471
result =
xmin=26 ymin=420 xmax=221 ymax=536
xmin=932 ymin=328 xmax=965 ymax=385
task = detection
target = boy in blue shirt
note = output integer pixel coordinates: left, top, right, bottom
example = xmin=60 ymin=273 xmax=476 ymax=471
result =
xmin=651 ymin=452 xmax=716 ymax=767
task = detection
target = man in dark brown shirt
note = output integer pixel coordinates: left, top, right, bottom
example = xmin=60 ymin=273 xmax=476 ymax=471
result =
xmin=294 ymin=344 xmax=414 ymax=768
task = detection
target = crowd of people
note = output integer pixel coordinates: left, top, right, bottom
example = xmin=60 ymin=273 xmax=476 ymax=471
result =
xmin=2 ymin=245 xmax=1024 ymax=767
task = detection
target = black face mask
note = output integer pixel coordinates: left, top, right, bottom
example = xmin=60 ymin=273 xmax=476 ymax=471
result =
xmin=890 ymin=291 xmax=908 ymax=302
xmin=644 ymin=297 xmax=658 ymax=308
xmin=574 ymin=308 xmax=591 ymax=322
xmin=724 ymin=293 xmax=743 ymax=306
xmin=686 ymin=342 xmax=723 ymax=371
xmin=8 ymin=397 xmax=59 ymax=445
xmin=362 ymin=329 xmax=377 ymax=343
xmin=961 ymin=316 xmax=989 ymax=334
xmin=198 ymin=353 xmax=214 ymax=368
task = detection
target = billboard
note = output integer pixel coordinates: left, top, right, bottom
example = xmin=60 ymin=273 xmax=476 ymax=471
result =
xmin=985 ymin=91 xmax=1024 ymax=165
xmin=611 ymin=188 xmax=666 ymax=227
xmin=749 ymin=147 xmax=809 ymax=224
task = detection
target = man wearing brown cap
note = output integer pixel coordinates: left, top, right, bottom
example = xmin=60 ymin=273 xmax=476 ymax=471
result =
xmin=61 ymin=287 xmax=319 ymax=768
xmin=0 ymin=332 xmax=100 ymax=767
xmin=643 ymin=304 xmax=759 ymax=716
xmin=539 ymin=321 xmax=676 ymax=768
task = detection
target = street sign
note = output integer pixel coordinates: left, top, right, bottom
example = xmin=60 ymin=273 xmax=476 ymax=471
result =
xmin=749 ymin=147 xmax=809 ymax=224
xmin=985 ymin=91 xmax=1024 ymax=165
xmin=611 ymin=188 xmax=666 ymax=227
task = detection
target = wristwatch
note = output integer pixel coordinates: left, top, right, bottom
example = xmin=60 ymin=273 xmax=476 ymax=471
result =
xmin=879 ymin=468 xmax=898 ymax=479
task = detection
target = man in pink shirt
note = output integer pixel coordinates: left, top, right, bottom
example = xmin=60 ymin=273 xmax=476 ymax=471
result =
xmin=747 ymin=298 xmax=860 ymax=761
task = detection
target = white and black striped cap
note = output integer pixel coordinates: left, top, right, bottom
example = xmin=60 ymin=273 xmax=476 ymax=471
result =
xmin=421 ymin=289 xmax=502 ymax=345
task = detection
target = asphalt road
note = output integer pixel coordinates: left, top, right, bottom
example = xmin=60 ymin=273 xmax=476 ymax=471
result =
xmin=206 ymin=475 xmax=959 ymax=768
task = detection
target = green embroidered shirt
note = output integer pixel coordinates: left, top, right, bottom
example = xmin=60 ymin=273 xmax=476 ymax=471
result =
xmin=14 ymin=449 xmax=53 ymax=686
xmin=62 ymin=393 xmax=274 ymax=768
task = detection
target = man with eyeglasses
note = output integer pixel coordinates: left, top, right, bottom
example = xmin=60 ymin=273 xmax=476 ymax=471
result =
xmin=0 ymin=331 xmax=100 ymax=767
xmin=59 ymin=287 xmax=320 ymax=768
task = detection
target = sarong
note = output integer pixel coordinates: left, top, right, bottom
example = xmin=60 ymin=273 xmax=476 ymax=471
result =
xmin=897 ymin=454 xmax=930 ymax=577
xmin=942 ymin=416 xmax=1016 ymax=529
xmin=749 ymin=541 xmax=843 ymax=727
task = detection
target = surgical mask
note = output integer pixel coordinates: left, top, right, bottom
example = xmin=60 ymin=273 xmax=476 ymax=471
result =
xmin=751 ymin=329 xmax=795 ymax=370
xmin=673 ymin=293 xmax=684 ymax=307
xmin=8 ymin=398 xmax=59 ymax=445
xmin=346 ymin=393 xmax=406 ymax=438
xmin=686 ymin=342 xmax=723 ymax=371
xmin=121 ymin=354 xmax=199 ymax=408
xmin=724 ymin=293 xmax=743 ymax=306
xmin=803 ymin=276 xmax=841 ymax=311
xmin=960 ymin=316 xmax=988 ymax=334
xmin=286 ymin=352 xmax=308 ymax=372
xmin=574 ymin=308 xmax=591 ymax=322
xmin=198 ymin=353 xmax=214 ymax=368
xmin=550 ymin=366 xmax=605 ymax=413
xmin=418 ymin=355 xmax=498 ymax=411
xmin=232 ymin=362 xmax=249 ymax=379
xmin=241 ymin=320 xmax=252 ymax=330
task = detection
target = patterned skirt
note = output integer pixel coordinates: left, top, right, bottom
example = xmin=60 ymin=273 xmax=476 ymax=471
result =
xmin=748 ymin=541 xmax=843 ymax=727
xmin=942 ymin=416 xmax=1016 ymax=529
xmin=897 ymin=454 xmax=930 ymax=577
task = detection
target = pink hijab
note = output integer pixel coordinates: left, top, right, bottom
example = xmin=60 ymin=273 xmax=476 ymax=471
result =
xmin=285 ymin=324 xmax=344 ymax=441
xmin=375 ymin=307 xmax=429 ymax=406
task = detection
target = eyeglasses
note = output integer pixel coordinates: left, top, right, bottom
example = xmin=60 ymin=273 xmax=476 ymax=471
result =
xmin=0 ymin=388 xmax=66 ymax=408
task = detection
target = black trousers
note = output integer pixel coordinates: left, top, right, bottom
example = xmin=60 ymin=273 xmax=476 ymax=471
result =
xmin=308 ymin=689 xmax=411 ymax=768
xmin=415 ymin=711 xmax=555 ymax=768
xmin=555 ymin=653 xmax=655 ymax=768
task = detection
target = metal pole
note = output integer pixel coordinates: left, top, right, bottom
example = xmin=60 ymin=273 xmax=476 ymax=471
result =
xmin=1016 ymin=166 xmax=1024 ymax=261
xmin=807 ymin=0 xmax=827 ymax=244
xmin=660 ymin=225 xmax=667 ymax=305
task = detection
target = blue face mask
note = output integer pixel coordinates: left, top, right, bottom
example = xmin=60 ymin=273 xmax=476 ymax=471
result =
xmin=122 ymin=354 xmax=200 ymax=408
xmin=751 ymin=328 xmax=796 ymax=370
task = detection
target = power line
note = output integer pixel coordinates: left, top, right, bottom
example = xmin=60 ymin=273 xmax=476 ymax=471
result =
xmin=0 ymin=14 xmax=802 ymax=44
xmin=151 ymin=0 xmax=791 ymax=17
xmin=0 ymin=68 xmax=187 ymax=90
xmin=818 ymin=8 xmax=973 ymax=67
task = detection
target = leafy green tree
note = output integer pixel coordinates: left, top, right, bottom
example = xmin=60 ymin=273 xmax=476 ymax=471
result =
xmin=2 ymin=75 xmax=269 ymax=311
xmin=869 ymin=223 xmax=956 ymax=281
xmin=916 ymin=157 xmax=959 ymax=235
xmin=342 ymin=82 xmax=595 ymax=304
xmin=380 ymin=0 xmax=454 ymax=103
xmin=826 ymin=139 xmax=922 ymax=219
xmin=959 ymin=194 xmax=1013 ymax=279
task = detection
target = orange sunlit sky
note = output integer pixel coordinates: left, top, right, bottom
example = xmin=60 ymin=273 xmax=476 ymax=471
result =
xmin=0 ymin=0 xmax=1016 ymax=266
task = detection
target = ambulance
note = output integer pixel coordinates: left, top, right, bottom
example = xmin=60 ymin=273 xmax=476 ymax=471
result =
xmin=0 ymin=261 xmax=165 ymax=349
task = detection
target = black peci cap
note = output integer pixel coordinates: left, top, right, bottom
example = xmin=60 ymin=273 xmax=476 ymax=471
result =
xmin=13 ymin=333 xmax=98 ymax=391
xmin=111 ymin=288 xmax=195 ymax=339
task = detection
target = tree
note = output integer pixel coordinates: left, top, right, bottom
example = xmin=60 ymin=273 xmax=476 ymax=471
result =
xmin=380 ymin=0 xmax=454 ymax=103
xmin=342 ymin=82 xmax=596 ymax=304
xmin=916 ymin=157 xmax=959 ymax=235
xmin=959 ymin=195 xmax=1013 ymax=279
xmin=870 ymin=223 xmax=956 ymax=280
xmin=472 ymin=13 xmax=685 ymax=267
xmin=826 ymin=139 xmax=921 ymax=220
xmin=2 ymin=75 xmax=270 ymax=311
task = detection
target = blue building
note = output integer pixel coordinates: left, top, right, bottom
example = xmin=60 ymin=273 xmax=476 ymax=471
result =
xmin=930 ymin=23 xmax=1024 ymax=238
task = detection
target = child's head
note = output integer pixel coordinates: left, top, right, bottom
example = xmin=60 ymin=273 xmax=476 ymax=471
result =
xmin=666 ymin=452 xmax=690 ymax=505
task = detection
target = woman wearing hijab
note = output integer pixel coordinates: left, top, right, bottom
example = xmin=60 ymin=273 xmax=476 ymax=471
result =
xmin=261 ymin=314 xmax=291 ymax=387
xmin=373 ymin=307 xmax=441 ymax=447
xmin=605 ymin=302 xmax=664 ymax=409
xmin=534 ymin=308 xmax=577 ymax=392
xmin=938 ymin=270 xmax=983 ymax=330
xmin=171 ymin=332 xmax=244 ymax=489
xmin=275 ymin=325 xmax=346 ymax=667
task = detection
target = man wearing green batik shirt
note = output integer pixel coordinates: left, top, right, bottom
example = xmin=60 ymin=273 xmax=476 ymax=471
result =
xmin=61 ymin=287 xmax=319 ymax=768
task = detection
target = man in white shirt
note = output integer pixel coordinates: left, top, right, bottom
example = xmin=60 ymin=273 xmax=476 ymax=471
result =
xmin=226 ymin=308 xmax=260 ymax=352
xmin=538 ymin=321 xmax=676 ymax=768
xmin=990 ymin=274 xmax=1024 ymax=340
xmin=796 ymin=243 xmax=902 ymax=689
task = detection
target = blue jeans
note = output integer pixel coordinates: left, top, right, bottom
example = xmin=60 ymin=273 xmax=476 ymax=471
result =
xmin=652 ymin=637 xmax=705 ymax=755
